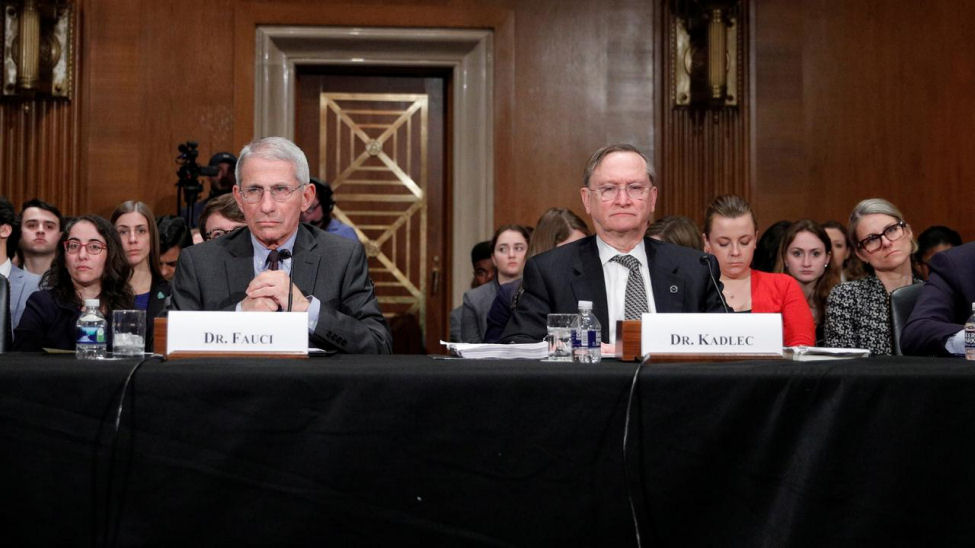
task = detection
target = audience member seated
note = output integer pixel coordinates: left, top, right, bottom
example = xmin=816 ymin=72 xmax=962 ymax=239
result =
xmin=703 ymin=195 xmax=814 ymax=347
xmin=14 ymin=215 xmax=133 ymax=351
xmin=170 ymin=136 xmax=391 ymax=354
xmin=774 ymin=220 xmax=840 ymax=344
xmin=300 ymin=177 xmax=358 ymax=241
xmin=901 ymin=241 xmax=975 ymax=356
xmin=647 ymin=215 xmax=703 ymax=251
xmin=449 ymin=240 xmax=494 ymax=342
xmin=822 ymin=220 xmax=867 ymax=282
xmin=461 ymin=224 xmax=530 ymax=343
xmin=198 ymin=193 xmax=247 ymax=241
xmin=156 ymin=215 xmax=193 ymax=282
xmin=17 ymin=198 xmax=62 ymax=276
xmin=501 ymin=144 xmax=726 ymax=346
xmin=750 ymin=219 xmax=791 ymax=272
xmin=112 ymin=201 xmax=172 ymax=350
xmin=913 ymin=225 xmax=962 ymax=280
xmin=824 ymin=199 xmax=919 ymax=355
xmin=1 ymin=196 xmax=41 ymax=331
xmin=483 ymin=208 xmax=590 ymax=342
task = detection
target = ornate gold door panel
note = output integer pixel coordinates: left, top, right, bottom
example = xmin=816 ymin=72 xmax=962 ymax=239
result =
xmin=319 ymin=92 xmax=432 ymax=344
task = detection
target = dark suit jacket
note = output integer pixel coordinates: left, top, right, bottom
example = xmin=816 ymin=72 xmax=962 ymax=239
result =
xmin=13 ymin=289 xmax=116 ymax=351
xmin=901 ymin=242 xmax=975 ymax=356
xmin=500 ymin=236 xmax=726 ymax=343
xmin=171 ymin=224 xmax=391 ymax=354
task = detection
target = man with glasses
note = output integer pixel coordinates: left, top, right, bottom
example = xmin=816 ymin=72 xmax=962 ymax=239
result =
xmin=501 ymin=144 xmax=726 ymax=345
xmin=300 ymin=178 xmax=358 ymax=241
xmin=171 ymin=137 xmax=391 ymax=354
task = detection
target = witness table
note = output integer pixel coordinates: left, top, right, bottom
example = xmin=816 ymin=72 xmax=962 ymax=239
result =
xmin=1 ymin=354 xmax=974 ymax=546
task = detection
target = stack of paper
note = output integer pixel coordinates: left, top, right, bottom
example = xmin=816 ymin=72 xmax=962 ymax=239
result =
xmin=440 ymin=341 xmax=548 ymax=359
xmin=784 ymin=346 xmax=871 ymax=361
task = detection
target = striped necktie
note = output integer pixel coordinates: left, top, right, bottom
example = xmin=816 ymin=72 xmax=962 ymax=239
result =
xmin=611 ymin=254 xmax=649 ymax=320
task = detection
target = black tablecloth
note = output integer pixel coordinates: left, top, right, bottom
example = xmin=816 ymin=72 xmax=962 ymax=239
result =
xmin=1 ymin=354 xmax=974 ymax=546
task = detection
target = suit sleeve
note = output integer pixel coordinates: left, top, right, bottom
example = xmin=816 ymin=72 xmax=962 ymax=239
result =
xmin=12 ymin=292 xmax=53 ymax=351
xmin=460 ymin=290 xmax=483 ymax=343
xmin=499 ymin=258 xmax=550 ymax=343
xmin=902 ymin=252 xmax=967 ymax=356
xmin=779 ymin=276 xmax=816 ymax=346
xmin=310 ymin=240 xmax=392 ymax=354
xmin=170 ymin=246 xmax=202 ymax=311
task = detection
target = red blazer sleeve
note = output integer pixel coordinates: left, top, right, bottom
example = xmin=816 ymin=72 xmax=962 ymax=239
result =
xmin=750 ymin=270 xmax=816 ymax=347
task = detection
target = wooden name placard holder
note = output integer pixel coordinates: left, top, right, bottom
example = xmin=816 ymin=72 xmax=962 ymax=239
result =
xmin=615 ymin=320 xmax=783 ymax=363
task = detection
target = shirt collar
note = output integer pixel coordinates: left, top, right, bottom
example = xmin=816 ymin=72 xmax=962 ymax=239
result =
xmin=595 ymin=235 xmax=648 ymax=268
xmin=250 ymin=229 xmax=298 ymax=270
xmin=0 ymin=258 xmax=10 ymax=278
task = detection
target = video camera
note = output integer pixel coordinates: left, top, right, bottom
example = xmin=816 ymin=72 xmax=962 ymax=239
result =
xmin=174 ymin=140 xmax=220 ymax=224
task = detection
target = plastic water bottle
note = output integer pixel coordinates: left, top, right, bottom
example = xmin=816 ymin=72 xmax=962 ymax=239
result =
xmin=966 ymin=303 xmax=975 ymax=361
xmin=573 ymin=300 xmax=601 ymax=364
xmin=76 ymin=299 xmax=107 ymax=359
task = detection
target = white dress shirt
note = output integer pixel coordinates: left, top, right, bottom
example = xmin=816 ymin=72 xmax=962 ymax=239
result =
xmin=0 ymin=258 xmax=11 ymax=278
xmin=596 ymin=236 xmax=656 ymax=342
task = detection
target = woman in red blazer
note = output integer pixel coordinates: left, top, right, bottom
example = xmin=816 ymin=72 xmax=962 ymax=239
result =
xmin=702 ymin=195 xmax=815 ymax=347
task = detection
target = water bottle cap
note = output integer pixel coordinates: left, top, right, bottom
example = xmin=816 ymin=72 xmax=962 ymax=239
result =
xmin=84 ymin=298 xmax=100 ymax=307
xmin=578 ymin=300 xmax=593 ymax=310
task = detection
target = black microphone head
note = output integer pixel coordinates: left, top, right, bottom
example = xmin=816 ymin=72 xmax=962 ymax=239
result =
xmin=700 ymin=254 xmax=710 ymax=264
xmin=278 ymin=249 xmax=292 ymax=260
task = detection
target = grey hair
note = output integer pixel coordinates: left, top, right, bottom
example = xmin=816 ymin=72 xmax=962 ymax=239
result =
xmin=848 ymin=198 xmax=905 ymax=240
xmin=235 ymin=136 xmax=310 ymax=186
xmin=582 ymin=143 xmax=657 ymax=188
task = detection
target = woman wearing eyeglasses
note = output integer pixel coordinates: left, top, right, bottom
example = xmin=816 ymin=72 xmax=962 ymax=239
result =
xmin=14 ymin=215 xmax=133 ymax=351
xmin=112 ymin=201 xmax=171 ymax=350
xmin=823 ymin=199 xmax=920 ymax=355
xmin=199 ymin=193 xmax=247 ymax=241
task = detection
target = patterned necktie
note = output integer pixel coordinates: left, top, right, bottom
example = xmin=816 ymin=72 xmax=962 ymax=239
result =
xmin=611 ymin=254 xmax=649 ymax=320
xmin=267 ymin=249 xmax=280 ymax=271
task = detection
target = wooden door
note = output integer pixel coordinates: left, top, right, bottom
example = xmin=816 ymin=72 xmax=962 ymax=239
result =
xmin=296 ymin=71 xmax=448 ymax=353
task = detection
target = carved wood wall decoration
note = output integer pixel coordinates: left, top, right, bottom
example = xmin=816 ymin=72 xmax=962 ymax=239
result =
xmin=659 ymin=0 xmax=749 ymax=226
xmin=0 ymin=88 xmax=80 ymax=215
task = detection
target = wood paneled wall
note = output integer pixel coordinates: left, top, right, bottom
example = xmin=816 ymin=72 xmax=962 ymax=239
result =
xmin=4 ymin=0 xmax=975 ymax=245
xmin=752 ymin=1 xmax=975 ymax=240
xmin=658 ymin=1 xmax=751 ymax=226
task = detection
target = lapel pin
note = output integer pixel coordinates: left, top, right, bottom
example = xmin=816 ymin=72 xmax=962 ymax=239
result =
xmin=670 ymin=285 xmax=678 ymax=293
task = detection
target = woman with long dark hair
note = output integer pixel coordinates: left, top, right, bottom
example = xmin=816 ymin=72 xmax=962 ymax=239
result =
xmin=775 ymin=220 xmax=841 ymax=344
xmin=14 ymin=215 xmax=133 ymax=351
xmin=112 ymin=201 xmax=171 ymax=350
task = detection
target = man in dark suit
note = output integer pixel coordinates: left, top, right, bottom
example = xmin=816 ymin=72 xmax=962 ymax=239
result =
xmin=171 ymin=137 xmax=391 ymax=354
xmin=501 ymin=144 xmax=725 ymax=344
xmin=901 ymin=241 xmax=975 ymax=356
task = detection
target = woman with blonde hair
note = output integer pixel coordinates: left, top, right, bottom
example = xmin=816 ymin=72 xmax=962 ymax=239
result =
xmin=824 ymin=198 xmax=919 ymax=355
xmin=703 ymin=195 xmax=814 ymax=347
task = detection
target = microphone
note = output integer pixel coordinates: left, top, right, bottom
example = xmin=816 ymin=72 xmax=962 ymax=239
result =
xmin=278 ymin=249 xmax=295 ymax=312
xmin=700 ymin=254 xmax=730 ymax=313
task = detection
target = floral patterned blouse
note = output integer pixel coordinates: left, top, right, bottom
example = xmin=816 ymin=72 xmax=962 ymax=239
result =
xmin=823 ymin=274 xmax=920 ymax=356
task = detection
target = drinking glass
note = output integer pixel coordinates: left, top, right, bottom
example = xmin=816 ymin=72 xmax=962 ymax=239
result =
xmin=545 ymin=313 xmax=577 ymax=362
xmin=112 ymin=309 xmax=146 ymax=357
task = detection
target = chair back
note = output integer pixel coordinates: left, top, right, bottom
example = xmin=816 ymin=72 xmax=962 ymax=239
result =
xmin=0 ymin=275 xmax=10 ymax=352
xmin=890 ymin=282 xmax=924 ymax=356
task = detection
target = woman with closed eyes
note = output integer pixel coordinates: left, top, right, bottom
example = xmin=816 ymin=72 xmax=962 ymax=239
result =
xmin=703 ymin=195 xmax=815 ymax=347
xmin=14 ymin=215 xmax=133 ymax=352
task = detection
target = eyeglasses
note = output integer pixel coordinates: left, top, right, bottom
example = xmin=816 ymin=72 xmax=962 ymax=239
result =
xmin=304 ymin=201 xmax=320 ymax=214
xmin=587 ymin=183 xmax=652 ymax=202
xmin=239 ymin=184 xmax=304 ymax=204
xmin=857 ymin=220 xmax=907 ymax=252
xmin=65 ymin=239 xmax=106 ymax=255
xmin=205 ymin=227 xmax=237 ymax=240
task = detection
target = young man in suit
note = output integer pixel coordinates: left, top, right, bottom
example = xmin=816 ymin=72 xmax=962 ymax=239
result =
xmin=501 ymin=144 xmax=726 ymax=345
xmin=170 ymin=137 xmax=391 ymax=354
xmin=0 ymin=196 xmax=42 ymax=331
